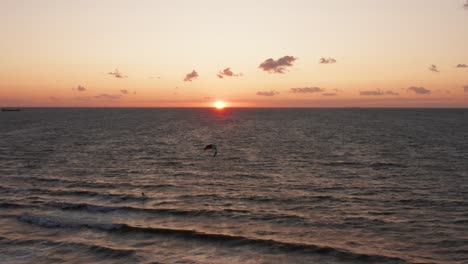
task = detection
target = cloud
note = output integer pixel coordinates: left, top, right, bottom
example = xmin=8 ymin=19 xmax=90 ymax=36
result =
xmin=360 ymin=89 xmax=399 ymax=96
xmin=108 ymin=69 xmax=127 ymax=78
xmin=322 ymin=93 xmax=337 ymax=96
xmin=290 ymin=87 xmax=324 ymax=93
xmin=407 ymin=86 xmax=431 ymax=95
xmin=120 ymin=89 xmax=128 ymax=94
xmin=456 ymin=64 xmax=467 ymax=68
xmin=258 ymin=56 xmax=297 ymax=73
xmin=94 ymin=94 xmax=121 ymax=100
xmin=385 ymin=90 xmax=399 ymax=96
xmin=360 ymin=90 xmax=384 ymax=96
xmin=256 ymin=90 xmax=279 ymax=96
xmin=48 ymin=96 xmax=58 ymax=100
xmin=204 ymin=97 xmax=212 ymax=100
xmin=217 ymin=68 xmax=242 ymax=78
xmin=73 ymin=85 xmax=86 ymax=92
xmin=465 ymin=1 xmax=468 ymax=8
xmin=464 ymin=85 xmax=468 ymax=93
xmin=429 ymin=64 xmax=439 ymax=73
xmin=184 ymin=70 xmax=199 ymax=81
xmin=319 ymin=57 xmax=337 ymax=64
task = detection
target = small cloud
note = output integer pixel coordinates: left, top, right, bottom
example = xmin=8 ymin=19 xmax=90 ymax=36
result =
xmin=108 ymin=69 xmax=127 ymax=78
xmin=259 ymin=56 xmax=297 ymax=73
xmin=456 ymin=64 xmax=467 ymax=68
xmin=184 ymin=70 xmax=199 ymax=82
xmin=290 ymin=87 xmax=324 ymax=93
xmin=322 ymin=93 xmax=337 ymax=96
xmin=385 ymin=90 xmax=399 ymax=96
xmin=48 ymin=96 xmax=58 ymax=100
xmin=407 ymin=86 xmax=431 ymax=95
xmin=149 ymin=76 xmax=161 ymax=79
xmin=204 ymin=97 xmax=212 ymax=100
xmin=133 ymin=91 xmax=136 ymax=95
xmin=120 ymin=89 xmax=128 ymax=94
xmin=360 ymin=89 xmax=384 ymax=96
xmin=319 ymin=57 xmax=337 ymax=64
xmin=94 ymin=94 xmax=121 ymax=100
xmin=73 ymin=85 xmax=86 ymax=92
xmin=333 ymin=89 xmax=343 ymax=92
xmin=429 ymin=64 xmax=439 ymax=73
xmin=465 ymin=1 xmax=468 ymax=8
xmin=217 ymin=67 xmax=242 ymax=78
xmin=256 ymin=90 xmax=279 ymax=96
xmin=464 ymin=85 xmax=468 ymax=93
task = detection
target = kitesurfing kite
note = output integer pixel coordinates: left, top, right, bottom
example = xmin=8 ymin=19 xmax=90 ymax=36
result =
xmin=204 ymin=144 xmax=217 ymax=157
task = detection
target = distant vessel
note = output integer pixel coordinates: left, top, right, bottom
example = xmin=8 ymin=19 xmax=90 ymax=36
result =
xmin=1 ymin=108 xmax=21 ymax=112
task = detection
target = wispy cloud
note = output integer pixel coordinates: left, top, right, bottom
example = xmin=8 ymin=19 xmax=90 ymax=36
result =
xmin=217 ymin=67 xmax=242 ymax=78
xmin=407 ymin=86 xmax=431 ymax=95
xmin=290 ymin=87 xmax=324 ymax=93
xmin=465 ymin=1 xmax=468 ymax=8
xmin=184 ymin=70 xmax=199 ymax=82
xmin=360 ymin=90 xmax=384 ymax=96
xmin=259 ymin=56 xmax=297 ymax=73
xmin=385 ymin=90 xmax=399 ymax=96
xmin=94 ymin=94 xmax=121 ymax=100
xmin=456 ymin=64 xmax=467 ymax=68
xmin=256 ymin=90 xmax=279 ymax=96
xmin=429 ymin=64 xmax=440 ymax=73
xmin=464 ymin=85 xmax=468 ymax=93
xmin=108 ymin=69 xmax=127 ymax=78
xmin=322 ymin=93 xmax=337 ymax=96
xmin=48 ymin=96 xmax=58 ymax=100
xmin=359 ymin=90 xmax=399 ymax=96
xmin=319 ymin=57 xmax=337 ymax=64
xmin=120 ymin=89 xmax=128 ymax=94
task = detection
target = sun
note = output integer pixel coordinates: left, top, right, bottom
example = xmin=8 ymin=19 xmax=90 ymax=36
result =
xmin=214 ymin=100 xmax=226 ymax=109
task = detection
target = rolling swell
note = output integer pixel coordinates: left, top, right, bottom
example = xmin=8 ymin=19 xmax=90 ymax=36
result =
xmin=17 ymin=212 xmax=406 ymax=263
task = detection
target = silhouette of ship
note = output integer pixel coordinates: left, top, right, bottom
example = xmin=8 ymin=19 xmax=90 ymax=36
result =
xmin=1 ymin=108 xmax=21 ymax=112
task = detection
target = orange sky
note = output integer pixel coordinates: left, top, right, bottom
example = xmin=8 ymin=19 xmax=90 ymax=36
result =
xmin=1 ymin=0 xmax=467 ymax=107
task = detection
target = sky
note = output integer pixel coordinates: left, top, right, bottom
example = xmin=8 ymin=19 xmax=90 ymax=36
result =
xmin=1 ymin=0 xmax=467 ymax=107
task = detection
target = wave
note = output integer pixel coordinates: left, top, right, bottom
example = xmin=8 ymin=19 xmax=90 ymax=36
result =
xmin=17 ymin=212 xmax=406 ymax=263
xmin=45 ymin=201 xmax=309 ymax=224
xmin=0 ymin=186 xmax=149 ymax=202
xmin=323 ymin=161 xmax=364 ymax=167
xmin=0 ymin=202 xmax=30 ymax=209
xmin=323 ymin=161 xmax=405 ymax=169
xmin=21 ymin=176 xmax=179 ymax=190
xmin=0 ymin=235 xmax=137 ymax=259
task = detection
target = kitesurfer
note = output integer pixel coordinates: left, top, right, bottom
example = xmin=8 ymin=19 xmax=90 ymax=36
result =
xmin=204 ymin=144 xmax=218 ymax=157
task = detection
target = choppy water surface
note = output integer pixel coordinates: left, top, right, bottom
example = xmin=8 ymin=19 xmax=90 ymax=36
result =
xmin=0 ymin=108 xmax=467 ymax=264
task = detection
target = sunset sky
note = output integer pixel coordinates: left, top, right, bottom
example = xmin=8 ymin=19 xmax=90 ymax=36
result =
xmin=1 ymin=0 xmax=467 ymax=107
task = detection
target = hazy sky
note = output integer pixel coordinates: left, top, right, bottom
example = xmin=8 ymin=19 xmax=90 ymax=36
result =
xmin=1 ymin=0 xmax=467 ymax=107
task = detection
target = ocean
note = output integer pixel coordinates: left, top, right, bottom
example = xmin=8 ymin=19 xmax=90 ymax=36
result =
xmin=0 ymin=108 xmax=466 ymax=264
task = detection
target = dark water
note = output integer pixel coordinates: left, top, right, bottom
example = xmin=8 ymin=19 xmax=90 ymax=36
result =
xmin=0 ymin=108 xmax=467 ymax=264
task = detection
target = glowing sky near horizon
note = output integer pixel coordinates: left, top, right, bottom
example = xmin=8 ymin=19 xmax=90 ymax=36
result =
xmin=1 ymin=0 xmax=467 ymax=107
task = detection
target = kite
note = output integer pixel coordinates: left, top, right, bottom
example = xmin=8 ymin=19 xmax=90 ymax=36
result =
xmin=204 ymin=144 xmax=218 ymax=157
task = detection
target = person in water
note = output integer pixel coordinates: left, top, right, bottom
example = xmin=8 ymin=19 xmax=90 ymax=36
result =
xmin=203 ymin=144 xmax=217 ymax=157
